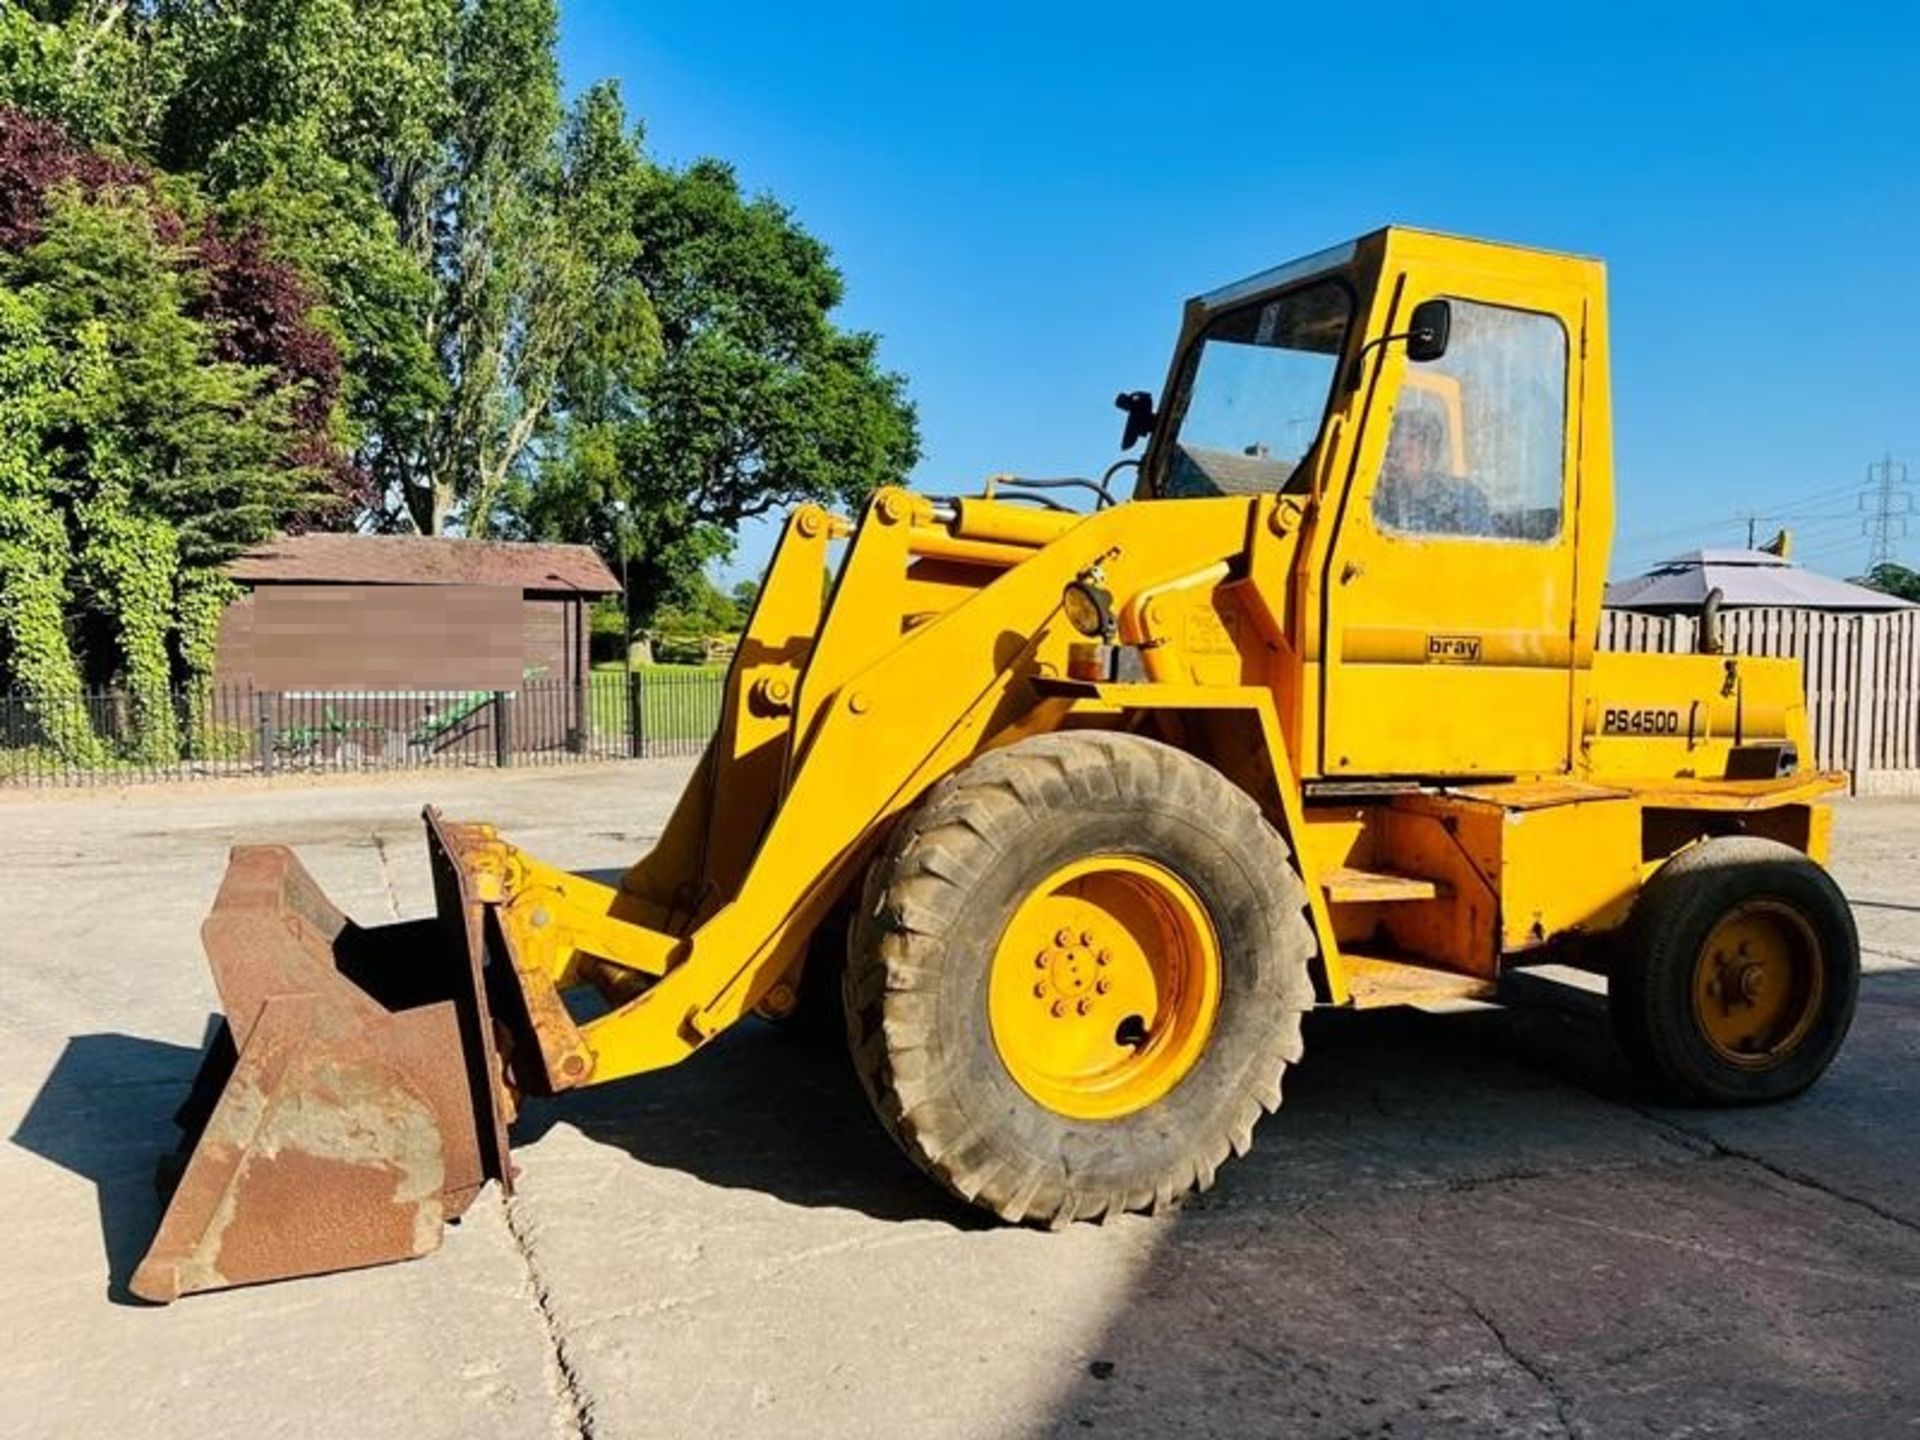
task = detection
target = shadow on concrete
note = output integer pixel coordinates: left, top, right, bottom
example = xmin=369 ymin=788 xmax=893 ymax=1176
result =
xmin=512 ymin=1019 xmax=986 ymax=1228
xmin=511 ymin=975 xmax=1641 ymax=1234
xmin=1040 ymin=967 xmax=1920 ymax=1437
xmin=522 ymin=866 xmax=981 ymax=1225
xmin=11 ymin=1029 xmax=208 ymax=1305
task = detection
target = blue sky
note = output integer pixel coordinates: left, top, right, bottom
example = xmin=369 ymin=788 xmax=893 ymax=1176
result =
xmin=558 ymin=2 xmax=1917 ymax=583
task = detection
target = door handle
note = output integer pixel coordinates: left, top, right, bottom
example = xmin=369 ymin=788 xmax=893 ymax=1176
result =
xmin=1340 ymin=560 xmax=1365 ymax=584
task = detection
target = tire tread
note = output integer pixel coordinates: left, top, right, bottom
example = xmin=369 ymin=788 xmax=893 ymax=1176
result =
xmin=1610 ymin=836 xmax=1859 ymax=1104
xmin=846 ymin=732 xmax=1316 ymax=1225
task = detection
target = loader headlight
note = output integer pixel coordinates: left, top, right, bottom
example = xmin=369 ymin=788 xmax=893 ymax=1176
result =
xmin=1062 ymin=575 xmax=1115 ymax=638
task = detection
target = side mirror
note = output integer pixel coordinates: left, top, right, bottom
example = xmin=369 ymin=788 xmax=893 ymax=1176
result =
xmin=1114 ymin=390 xmax=1157 ymax=450
xmin=1406 ymin=299 xmax=1451 ymax=363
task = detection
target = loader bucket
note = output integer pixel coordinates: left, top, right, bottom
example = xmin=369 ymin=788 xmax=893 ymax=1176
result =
xmin=131 ymin=809 xmax=515 ymax=1304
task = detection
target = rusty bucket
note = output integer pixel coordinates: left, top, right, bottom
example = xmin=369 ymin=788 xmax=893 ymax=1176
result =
xmin=131 ymin=811 xmax=515 ymax=1304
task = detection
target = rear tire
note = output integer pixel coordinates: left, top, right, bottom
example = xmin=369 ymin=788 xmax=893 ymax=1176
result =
xmin=1609 ymin=837 xmax=1858 ymax=1104
xmin=845 ymin=732 xmax=1317 ymax=1225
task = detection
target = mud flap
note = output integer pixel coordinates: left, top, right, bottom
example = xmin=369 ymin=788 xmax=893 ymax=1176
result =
xmin=131 ymin=810 xmax=515 ymax=1303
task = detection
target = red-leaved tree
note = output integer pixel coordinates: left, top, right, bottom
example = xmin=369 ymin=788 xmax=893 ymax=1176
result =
xmin=0 ymin=107 xmax=155 ymax=248
xmin=194 ymin=222 xmax=367 ymax=520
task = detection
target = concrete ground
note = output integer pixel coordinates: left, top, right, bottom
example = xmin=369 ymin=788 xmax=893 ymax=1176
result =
xmin=2 ymin=764 xmax=1917 ymax=1439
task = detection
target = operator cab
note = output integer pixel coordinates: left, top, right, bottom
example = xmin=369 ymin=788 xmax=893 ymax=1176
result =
xmin=1130 ymin=227 xmax=1607 ymax=780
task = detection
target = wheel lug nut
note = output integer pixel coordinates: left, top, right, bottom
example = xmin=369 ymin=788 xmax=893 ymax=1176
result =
xmin=1076 ymin=998 xmax=1093 ymax=1015
xmin=1096 ymin=950 xmax=1111 ymax=966
xmin=1050 ymin=1000 xmax=1068 ymax=1018
xmin=1080 ymin=931 xmax=1094 ymax=946
xmin=1034 ymin=953 xmax=1048 ymax=968
xmin=1033 ymin=982 xmax=1048 ymax=998
xmin=1096 ymin=977 xmax=1111 ymax=994
xmin=1056 ymin=929 xmax=1075 ymax=947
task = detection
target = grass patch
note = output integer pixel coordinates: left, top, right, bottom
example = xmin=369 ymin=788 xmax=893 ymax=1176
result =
xmin=587 ymin=665 xmax=724 ymax=745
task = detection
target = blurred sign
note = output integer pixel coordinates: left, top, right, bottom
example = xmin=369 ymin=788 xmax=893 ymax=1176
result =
xmin=251 ymin=584 xmax=525 ymax=691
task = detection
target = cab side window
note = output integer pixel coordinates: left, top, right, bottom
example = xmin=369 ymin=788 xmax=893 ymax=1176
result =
xmin=1372 ymin=300 xmax=1567 ymax=542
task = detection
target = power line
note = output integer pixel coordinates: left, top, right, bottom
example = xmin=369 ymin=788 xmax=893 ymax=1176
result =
xmin=1616 ymin=479 xmax=1873 ymax=549
xmin=1797 ymin=532 xmax=1876 ymax=563
xmin=1796 ymin=534 xmax=1867 ymax=556
xmin=1622 ymin=462 xmax=1912 ymax=572
xmin=1772 ymin=515 xmax=1866 ymax=538
xmin=1861 ymin=451 xmax=1911 ymax=569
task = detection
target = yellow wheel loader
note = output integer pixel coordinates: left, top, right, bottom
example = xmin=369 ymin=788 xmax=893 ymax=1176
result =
xmin=133 ymin=228 xmax=1860 ymax=1303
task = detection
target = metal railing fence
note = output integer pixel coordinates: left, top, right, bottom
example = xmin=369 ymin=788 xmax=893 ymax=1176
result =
xmin=0 ymin=670 xmax=724 ymax=787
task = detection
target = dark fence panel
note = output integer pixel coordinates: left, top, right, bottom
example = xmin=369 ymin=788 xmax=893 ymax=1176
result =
xmin=0 ymin=670 xmax=726 ymax=787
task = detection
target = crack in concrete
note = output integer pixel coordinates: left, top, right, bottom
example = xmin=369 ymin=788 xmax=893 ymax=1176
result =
xmin=1296 ymin=1213 xmax=1576 ymax=1437
xmin=1482 ymin=1187 xmax=1920 ymax=1293
xmin=1861 ymin=944 xmax=1919 ymax=967
xmin=1480 ymin=995 xmax=1920 ymax=1245
xmin=1449 ymin=1287 xmax=1578 ymax=1438
xmin=1592 ymin=1293 xmax=1919 ymax=1377
xmin=557 ymin=1224 xmax=960 ymax=1332
xmin=1628 ymin=1107 xmax=1920 ymax=1241
xmin=370 ymin=830 xmax=403 ymax=921
xmin=502 ymin=1195 xmax=597 ymax=1440
xmin=1188 ymin=1152 xmax=1696 ymax=1219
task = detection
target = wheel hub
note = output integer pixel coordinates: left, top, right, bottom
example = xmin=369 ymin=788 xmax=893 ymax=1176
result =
xmin=1032 ymin=930 xmax=1111 ymax=1011
xmin=1691 ymin=901 xmax=1825 ymax=1068
xmin=988 ymin=856 xmax=1221 ymax=1120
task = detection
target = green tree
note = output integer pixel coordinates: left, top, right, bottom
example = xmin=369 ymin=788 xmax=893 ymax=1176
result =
xmin=0 ymin=180 xmax=320 ymax=757
xmin=1857 ymin=562 xmax=1920 ymax=603
xmin=516 ymin=158 xmax=917 ymax=619
xmin=0 ymin=2 xmax=179 ymax=151
xmin=423 ymin=69 xmax=656 ymax=536
xmin=147 ymin=0 xmax=454 ymax=510
xmin=15 ymin=184 xmax=313 ymax=563
xmin=208 ymin=117 xmax=444 ymax=501
xmin=652 ymin=573 xmax=742 ymax=637
xmin=157 ymin=0 xmax=657 ymax=536
xmin=0 ymin=285 xmax=103 ymax=761
xmin=154 ymin=0 xmax=455 ymax=181
xmin=0 ymin=0 xmax=917 ymax=661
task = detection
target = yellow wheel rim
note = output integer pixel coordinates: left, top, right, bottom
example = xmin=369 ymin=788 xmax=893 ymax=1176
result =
xmin=987 ymin=855 xmax=1222 ymax=1121
xmin=1690 ymin=901 xmax=1825 ymax=1069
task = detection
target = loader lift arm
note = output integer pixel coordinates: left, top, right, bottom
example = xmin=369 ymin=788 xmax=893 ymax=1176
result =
xmin=482 ymin=487 xmax=1260 ymax=1090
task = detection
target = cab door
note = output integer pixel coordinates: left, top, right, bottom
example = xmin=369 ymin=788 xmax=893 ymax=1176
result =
xmin=1319 ymin=262 xmax=1585 ymax=778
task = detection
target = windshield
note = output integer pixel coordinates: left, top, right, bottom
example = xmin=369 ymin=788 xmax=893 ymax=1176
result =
xmin=1160 ymin=278 xmax=1354 ymax=497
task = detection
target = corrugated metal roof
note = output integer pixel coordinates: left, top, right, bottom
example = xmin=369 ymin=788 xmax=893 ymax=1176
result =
xmin=228 ymin=533 xmax=620 ymax=594
xmin=1607 ymin=549 xmax=1914 ymax=613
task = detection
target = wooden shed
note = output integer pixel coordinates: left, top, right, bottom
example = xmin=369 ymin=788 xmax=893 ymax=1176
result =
xmin=217 ymin=534 xmax=618 ymax=759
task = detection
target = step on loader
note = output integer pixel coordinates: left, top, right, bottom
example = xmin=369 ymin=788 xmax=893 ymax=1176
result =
xmin=134 ymin=228 xmax=1859 ymax=1302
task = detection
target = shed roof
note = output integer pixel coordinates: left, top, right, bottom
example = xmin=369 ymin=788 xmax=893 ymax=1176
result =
xmin=228 ymin=533 xmax=619 ymax=594
xmin=1606 ymin=548 xmax=1915 ymax=613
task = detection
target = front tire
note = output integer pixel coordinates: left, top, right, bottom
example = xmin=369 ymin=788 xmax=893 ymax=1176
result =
xmin=1609 ymin=837 xmax=1859 ymax=1103
xmin=845 ymin=732 xmax=1317 ymax=1225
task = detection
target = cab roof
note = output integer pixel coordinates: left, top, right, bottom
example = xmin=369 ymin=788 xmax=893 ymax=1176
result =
xmin=1194 ymin=226 xmax=1600 ymax=312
